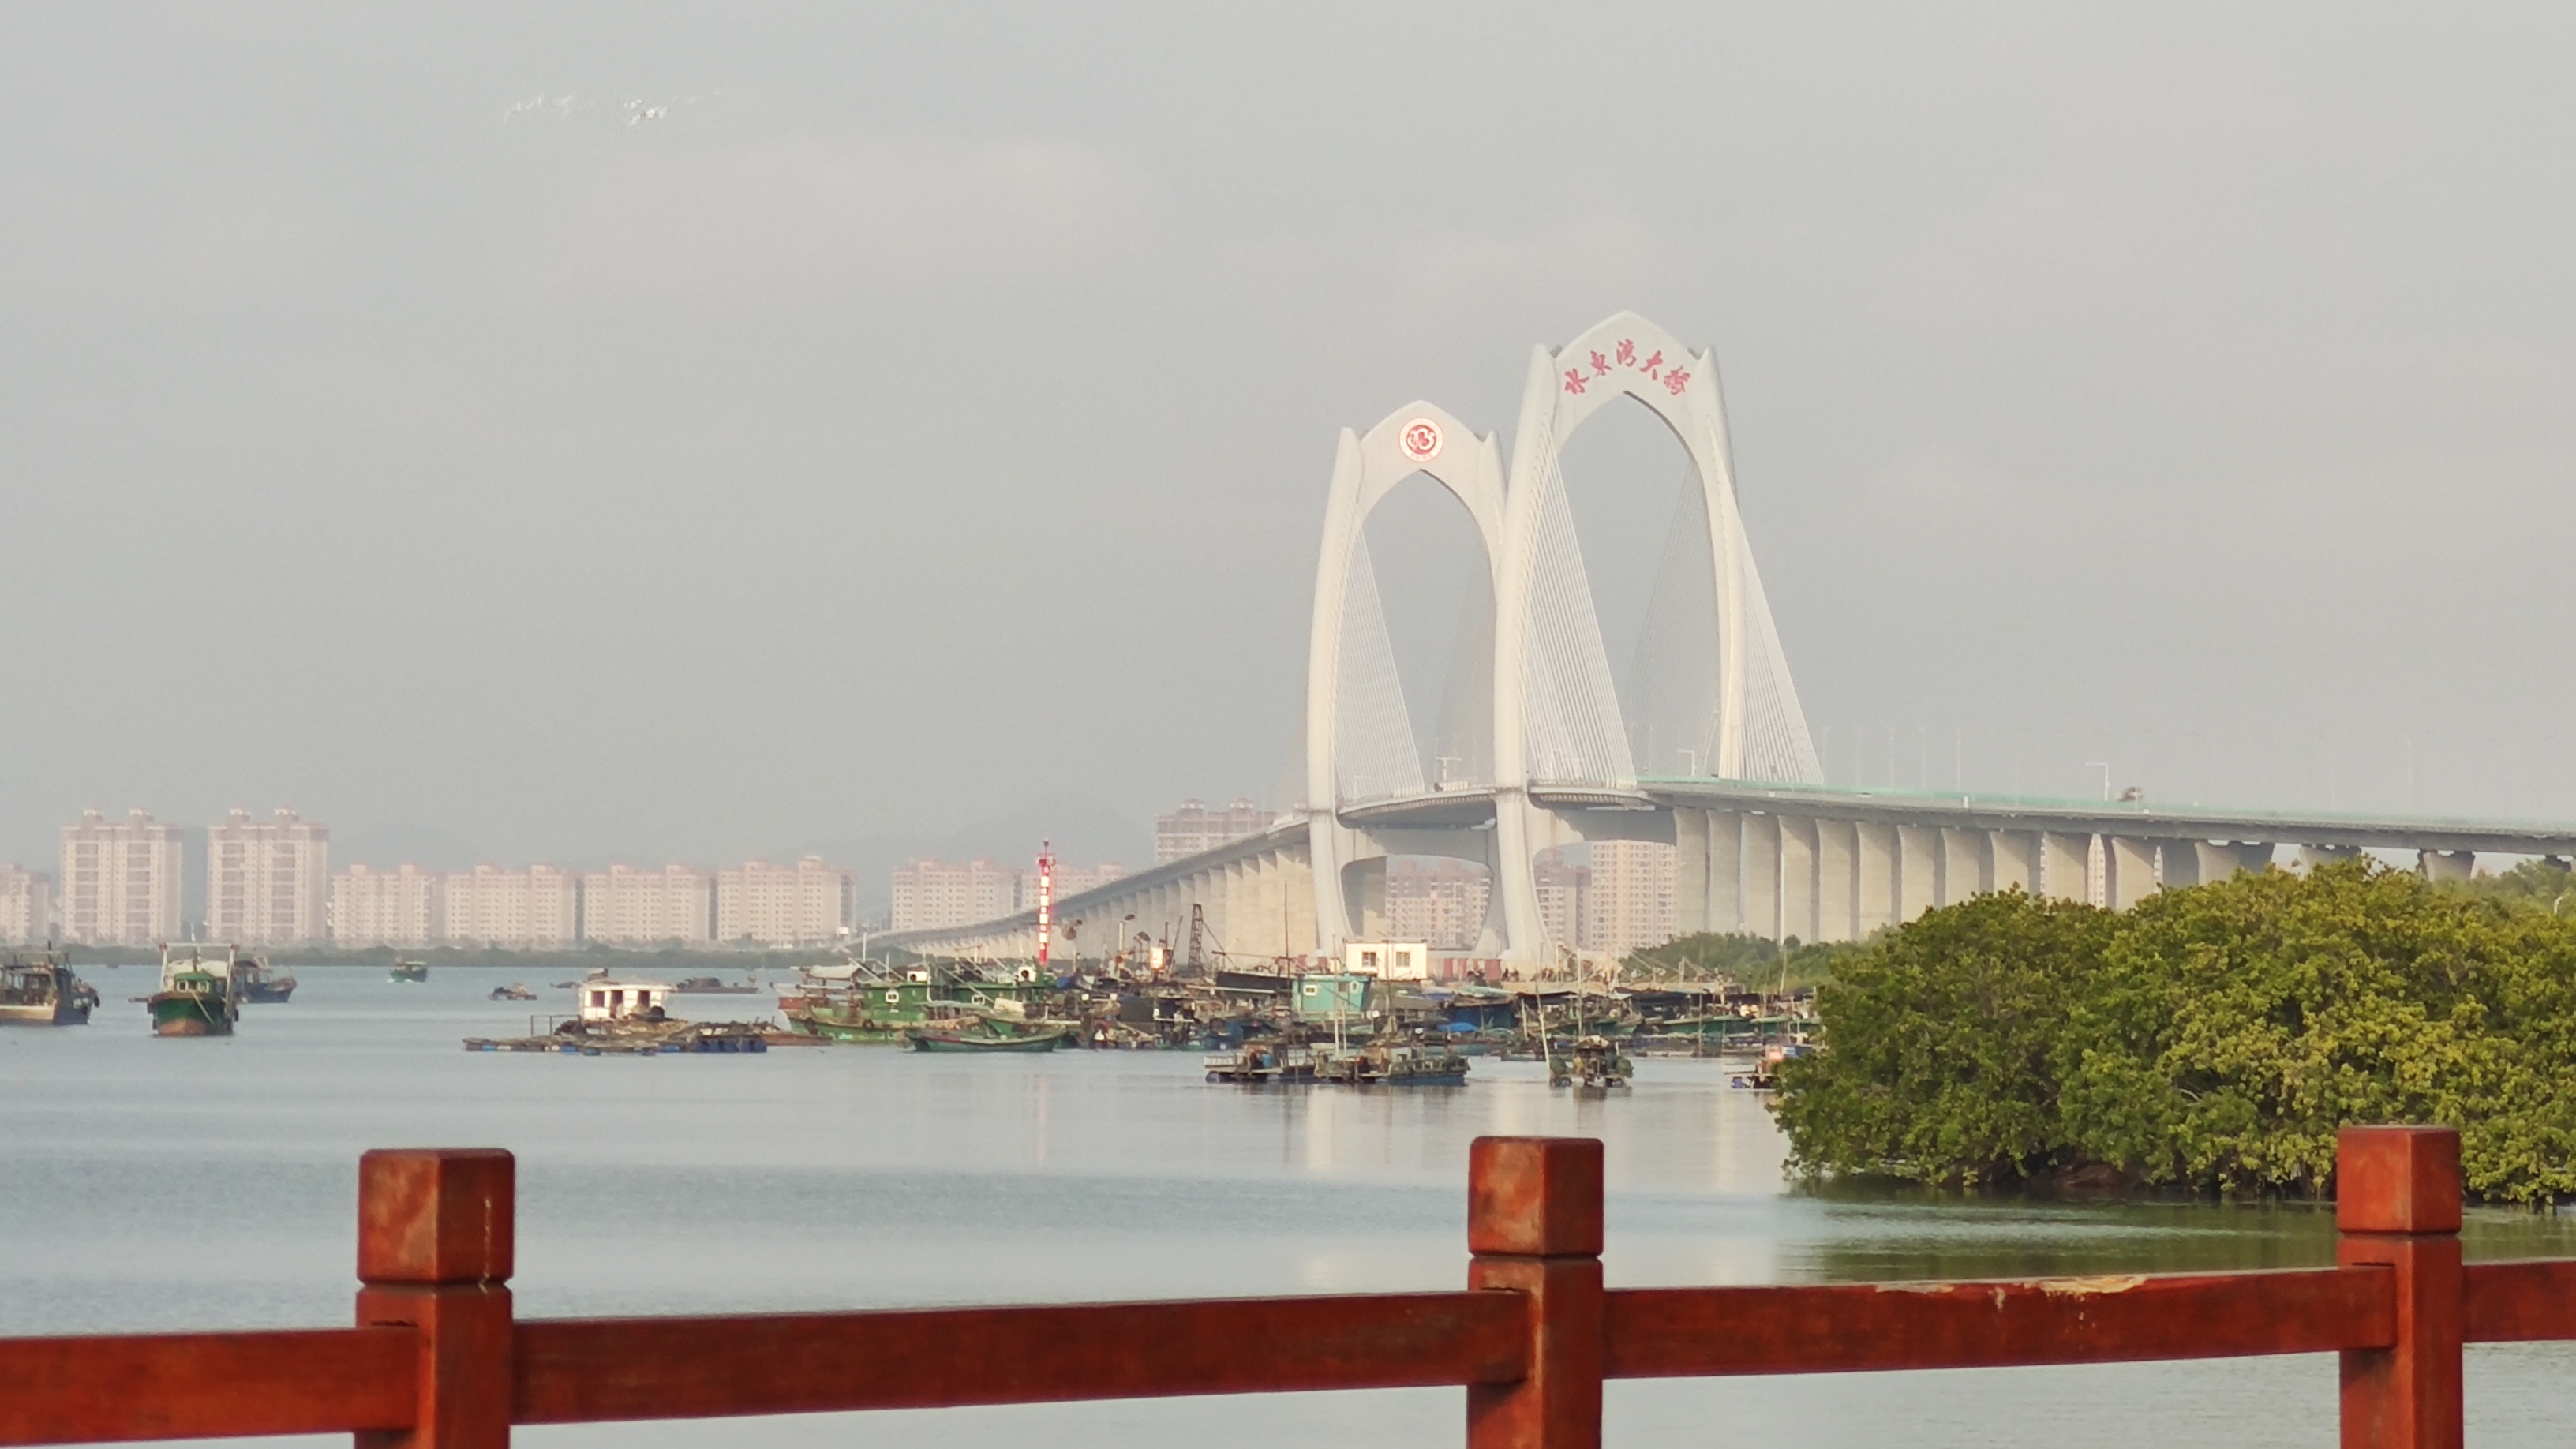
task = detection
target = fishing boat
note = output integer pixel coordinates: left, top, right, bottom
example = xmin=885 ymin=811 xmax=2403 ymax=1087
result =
xmin=462 ymin=975 xmax=769 ymax=1054
xmin=1548 ymin=1034 xmax=1634 ymax=1089
xmin=234 ymin=955 xmax=297 ymax=1004
xmin=463 ymin=1018 xmax=770 ymax=1055
xmin=489 ymin=983 xmax=537 ymax=1002
xmin=0 ymin=953 xmax=98 ymax=1026
xmin=1202 ymin=1039 xmax=1316 ymax=1083
xmin=148 ymin=945 xmax=239 ymax=1037
xmin=673 ymin=975 xmax=757 ymax=994
xmin=903 ymin=1017 xmax=1072 ymax=1052
xmin=784 ymin=960 xmax=1057 ymax=1043
xmin=388 ymin=959 xmax=429 ymax=983
xmin=1310 ymin=1038 xmax=1470 ymax=1085
xmin=1728 ymin=1040 xmax=1811 ymax=1091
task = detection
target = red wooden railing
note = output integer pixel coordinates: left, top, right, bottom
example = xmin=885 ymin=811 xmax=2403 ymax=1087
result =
xmin=0 ymin=1125 xmax=2551 ymax=1449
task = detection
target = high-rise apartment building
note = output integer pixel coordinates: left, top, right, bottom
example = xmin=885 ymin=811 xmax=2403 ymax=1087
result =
xmin=206 ymin=808 xmax=331 ymax=946
xmin=331 ymin=864 xmax=443 ymax=949
xmin=57 ymin=809 xmax=184 ymax=945
xmin=442 ymin=865 xmax=579 ymax=949
xmin=717 ymin=857 xmax=853 ymax=945
xmin=890 ymin=858 xmax=1023 ymax=933
xmin=579 ymin=864 xmax=714 ymax=945
xmin=1584 ymin=839 xmax=1676 ymax=960
xmin=1154 ymin=799 xmax=1275 ymax=864
xmin=0 ymin=865 xmax=53 ymax=945
xmin=1531 ymin=848 xmax=1589 ymax=960
xmin=1385 ymin=857 xmax=1492 ymax=950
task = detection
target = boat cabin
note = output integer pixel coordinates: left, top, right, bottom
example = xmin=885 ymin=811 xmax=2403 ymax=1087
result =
xmin=1293 ymin=973 xmax=1377 ymax=1024
xmin=578 ymin=978 xmax=675 ymax=1022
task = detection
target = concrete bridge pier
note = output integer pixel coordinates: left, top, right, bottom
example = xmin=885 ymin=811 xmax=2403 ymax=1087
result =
xmin=1854 ymin=822 xmax=1896 ymax=938
xmin=1674 ymin=808 xmax=1751 ymax=938
xmin=2040 ymin=832 xmax=2093 ymax=903
xmin=1940 ymin=828 xmax=1994 ymax=902
xmin=1898 ymin=825 xmax=1942 ymax=918
xmin=2156 ymin=841 xmax=2201 ymax=889
xmin=1743 ymin=813 xmax=1783 ymax=942
xmin=2105 ymin=836 xmax=2160 ymax=911
xmin=2418 ymin=849 xmax=2475 ymax=883
xmin=2193 ymin=841 xmax=2275 ymax=881
xmin=1778 ymin=816 xmax=1818 ymax=943
xmin=1993 ymin=830 xmax=2040 ymax=893
xmin=1675 ymin=809 xmax=1710 ymax=935
xmin=1814 ymin=820 xmax=1856 ymax=942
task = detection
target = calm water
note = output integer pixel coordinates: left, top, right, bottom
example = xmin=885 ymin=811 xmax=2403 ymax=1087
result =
xmin=6 ymin=965 xmax=2574 ymax=1447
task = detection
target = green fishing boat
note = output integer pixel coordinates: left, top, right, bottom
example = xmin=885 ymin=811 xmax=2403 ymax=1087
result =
xmin=148 ymin=946 xmax=238 ymax=1037
xmin=388 ymin=959 xmax=428 ymax=983
xmin=903 ymin=1013 xmax=1072 ymax=1052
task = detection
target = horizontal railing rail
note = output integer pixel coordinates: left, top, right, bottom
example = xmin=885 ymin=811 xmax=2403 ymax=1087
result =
xmin=511 ymin=1293 xmax=1530 ymax=1424
xmin=0 ymin=1126 xmax=2534 ymax=1448
xmin=0 ymin=1327 xmax=417 ymax=1443
xmin=1603 ymin=1266 xmax=2398 ymax=1377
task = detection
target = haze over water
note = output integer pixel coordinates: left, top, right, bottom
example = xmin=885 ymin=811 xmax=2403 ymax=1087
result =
xmin=8 ymin=969 xmax=2576 ymax=1448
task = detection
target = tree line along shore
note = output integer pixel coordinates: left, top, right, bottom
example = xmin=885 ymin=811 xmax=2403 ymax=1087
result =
xmin=1763 ymin=859 xmax=2576 ymax=1204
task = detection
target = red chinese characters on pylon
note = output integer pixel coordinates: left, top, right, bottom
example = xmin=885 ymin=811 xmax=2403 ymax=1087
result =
xmin=1561 ymin=338 xmax=1691 ymax=398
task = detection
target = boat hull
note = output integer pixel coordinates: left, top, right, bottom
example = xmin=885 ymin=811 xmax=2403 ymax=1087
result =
xmin=0 ymin=1000 xmax=90 ymax=1027
xmin=788 ymin=1009 xmax=907 ymax=1043
xmin=905 ymin=1027 xmax=1070 ymax=1052
xmin=149 ymin=996 xmax=233 ymax=1037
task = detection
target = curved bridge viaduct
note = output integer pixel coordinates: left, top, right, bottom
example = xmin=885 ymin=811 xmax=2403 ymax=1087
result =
xmin=882 ymin=314 xmax=2576 ymax=967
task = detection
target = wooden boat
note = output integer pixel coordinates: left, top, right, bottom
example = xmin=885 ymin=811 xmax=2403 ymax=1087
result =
xmin=1203 ymin=1040 xmax=1316 ymax=1083
xmin=234 ymin=956 xmax=296 ymax=1003
xmin=904 ymin=1017 xmax=1071 ymax=1052
xmin=0 ymin=953 xmax=97 ymax=1026
xmin=1548 ymin=1035 xmax=1634 ymax=1089
xmin=149 ymin=946 xmax=238 ymax=1037
xmin=1310 ymin=1039 xmax=1470 ymax=1085
xmin=463 ymin=1017 xmax=770 ymax=1055
xmin=388 ymin=959 xmax=429 ymax=983
xmin=673 ymin=975 xmax=757 ymax=994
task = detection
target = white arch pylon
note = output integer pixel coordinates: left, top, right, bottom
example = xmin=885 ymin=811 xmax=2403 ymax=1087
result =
xmin=1300 ymin=314 xmax=1819 ymax=964
xmin=1303 ymin=401 xmax=1507 ymax=953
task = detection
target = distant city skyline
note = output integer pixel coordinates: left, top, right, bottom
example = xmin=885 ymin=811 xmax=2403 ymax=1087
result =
xmin=0 ymin=801 xmax=1159 ymax=947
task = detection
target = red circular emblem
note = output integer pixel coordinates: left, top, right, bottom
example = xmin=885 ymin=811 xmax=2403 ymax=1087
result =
xmin=1398 ymin=417 xmax=1443 ymax=463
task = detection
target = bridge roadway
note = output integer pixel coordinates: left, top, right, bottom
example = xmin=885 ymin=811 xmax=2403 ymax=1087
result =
xmin=877 ymin=782 xmax=2576 ymax=963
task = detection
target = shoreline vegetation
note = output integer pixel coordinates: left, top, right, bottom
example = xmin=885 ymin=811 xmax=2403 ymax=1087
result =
xmin=1767 ymin=859 xmax=2576 ymax=1204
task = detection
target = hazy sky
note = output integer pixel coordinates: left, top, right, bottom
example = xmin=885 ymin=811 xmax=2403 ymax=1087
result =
xmin=6 ymin=4 xmax=2575 ymax=889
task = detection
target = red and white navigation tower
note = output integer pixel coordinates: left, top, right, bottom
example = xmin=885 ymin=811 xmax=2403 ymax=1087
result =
xmin=1034 ymin=841 xmax=1054 ymax=973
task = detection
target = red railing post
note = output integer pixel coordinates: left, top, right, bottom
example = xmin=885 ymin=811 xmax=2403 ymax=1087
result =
xmin=354 ymin=1148 xmax=516 ymax=1449
xmin=1466 ymin=1136 xmax=1604 ymax=1449
xmin=2337 ymin=1125 xmax=2463 ymax=1449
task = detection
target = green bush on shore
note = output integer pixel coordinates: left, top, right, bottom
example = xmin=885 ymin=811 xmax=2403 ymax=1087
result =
xmin=1773 ymin=861 xmax=2576 ymax=1203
